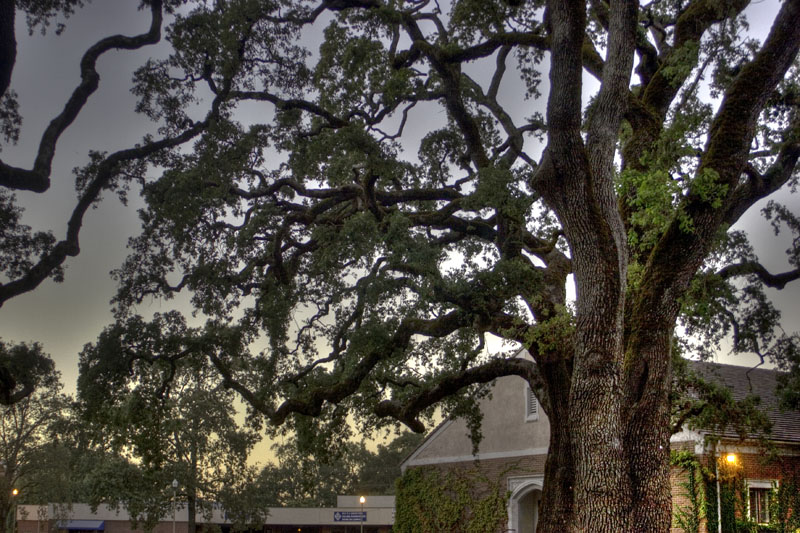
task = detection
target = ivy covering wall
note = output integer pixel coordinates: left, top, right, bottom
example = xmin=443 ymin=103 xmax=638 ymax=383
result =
xmin=394 ymin=467 xmax=509 ymax=533
xmin=672 ymin=451 xmax=800 ymax=533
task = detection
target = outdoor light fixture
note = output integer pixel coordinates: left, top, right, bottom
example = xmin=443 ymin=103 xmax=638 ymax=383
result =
xmin=359 ymin=496 xmax=366 ymax=533
xmin=9 ymin=488 xmax=18 ymax=533
xmin=172 ymin=479 xmax=178 ymax=533
xmin=716 ymin=451 xmax=738 ymax=533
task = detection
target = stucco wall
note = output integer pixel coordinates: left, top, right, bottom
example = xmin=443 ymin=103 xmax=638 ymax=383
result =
xmin=409 ymin=375 xmax=550 ymax=465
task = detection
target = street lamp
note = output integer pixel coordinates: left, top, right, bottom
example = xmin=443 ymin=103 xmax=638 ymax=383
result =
xmin=7 ymin=489 xmax=19 ymax=533
xmin=172 ymin=480 xmax=178 ymax=533
xmin=716 ymin=452 xmax=736 ymax=533
xmin=359 ymin=496 xmax=366 ymax=533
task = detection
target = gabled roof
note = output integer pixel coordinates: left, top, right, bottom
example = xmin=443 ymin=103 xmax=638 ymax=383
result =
xmin=400 ymin=359 xmax=800 ymax=471
xmin=688 ymin=360 xmax=800 ymax=443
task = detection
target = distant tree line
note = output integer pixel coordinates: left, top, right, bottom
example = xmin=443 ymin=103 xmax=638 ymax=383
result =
xmin=0 ymin=341 xmax=421 ymax=533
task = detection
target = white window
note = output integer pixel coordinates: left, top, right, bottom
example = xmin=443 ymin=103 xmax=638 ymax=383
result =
xmin=747 ymin=480 xmax=776 ymax=524
xmin=525 ymin=385 xmax=539 ymax=422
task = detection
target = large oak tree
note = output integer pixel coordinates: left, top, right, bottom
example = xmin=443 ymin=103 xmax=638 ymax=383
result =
xmin=6 ymin=1 xmax=800 ymax=532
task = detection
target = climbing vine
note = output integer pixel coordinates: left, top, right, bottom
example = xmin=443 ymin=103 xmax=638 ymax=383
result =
xmin=672 ymin=450 xmax=707 ymax=533
xmin=675 ymin=448 xmax=799 ymax=533
xmin=394 ymin=466 xmax=509 ymax=533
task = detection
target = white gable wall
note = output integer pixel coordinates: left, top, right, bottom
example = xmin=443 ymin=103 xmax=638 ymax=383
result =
xmin=404 ymin=375 xmax=550 ymax=467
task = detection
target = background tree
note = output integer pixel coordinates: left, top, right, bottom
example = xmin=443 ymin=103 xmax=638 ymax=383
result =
xmin=78 ymin=313 xmax=263 ymax=533
xmin=254 ymin=430 xmax=422 ymax=507
xmin=0 ymin=349 xmax=155 ymax=528
xmin=0 ymin=0 xmax=225 ymax=404
xmin=0 ymin=348 xmax=70 ymax=531
xmin=257 ymin=441 xmax=370 ymax=508
xmin=352 ymin=431 xmax=425 ymax=496
xmin=15 ymin=1 xmax=800 ymax=532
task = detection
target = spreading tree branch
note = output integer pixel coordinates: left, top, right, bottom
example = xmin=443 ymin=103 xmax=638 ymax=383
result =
xmin=0 ymin=0 xmax=164 ymax=193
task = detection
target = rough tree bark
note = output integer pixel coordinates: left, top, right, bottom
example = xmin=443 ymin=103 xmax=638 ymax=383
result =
xmin=534 ymin=0 xmax=637 ymax=530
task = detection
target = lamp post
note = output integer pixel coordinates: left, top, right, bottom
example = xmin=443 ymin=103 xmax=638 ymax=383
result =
xmin=716 ymin=452 xmax=736 ymax=533
xmin=8 ymin=489 xmax=18 ymax=533
xmin=359 ymin=496 xmax=365 ymax=533
xmin=172 ymin=479 xmax=178 ymax=533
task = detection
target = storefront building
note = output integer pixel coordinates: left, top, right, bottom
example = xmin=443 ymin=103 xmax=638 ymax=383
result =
xmin=17 ymin=496 xmax=394 ymax=533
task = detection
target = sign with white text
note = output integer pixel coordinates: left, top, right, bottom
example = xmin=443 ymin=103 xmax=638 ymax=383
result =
xmin=333 ymin=511 xmax=367 ymax=522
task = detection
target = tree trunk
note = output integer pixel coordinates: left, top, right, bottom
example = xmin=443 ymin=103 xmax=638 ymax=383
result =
xmin=536 ymin=360 xmax=573 ymax=533
xmin=533 ymin=334 xmax=677 ymax=533
xmin=624 ymin=330 xmax=675 ymax=532
xmin=568 ymin=350 xmax=629 ymax=532
xmin=539 ymin=1 xmax=634 ymax=527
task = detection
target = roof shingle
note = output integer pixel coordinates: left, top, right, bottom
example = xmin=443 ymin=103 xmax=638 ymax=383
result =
xmin=688 ymin=360 xmax=800 ymax=443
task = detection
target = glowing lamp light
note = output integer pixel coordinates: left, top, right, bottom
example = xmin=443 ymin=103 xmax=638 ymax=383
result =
xmin=726 ymin=453 xmax=736 ymax=464
xmin=11 ymin=489 xmax=18 ymax=496
xmin=359 ymin=496 xmax=366 ymax=533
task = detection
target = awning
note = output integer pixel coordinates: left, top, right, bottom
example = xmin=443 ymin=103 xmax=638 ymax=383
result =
xmin=57 ymin=521 xmax=105 ymax=531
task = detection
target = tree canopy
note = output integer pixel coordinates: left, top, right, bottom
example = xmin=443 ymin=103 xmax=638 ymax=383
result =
xmin=251 ymin=430 xmax=423 ymax=507
xmin=78 ymin=313 xmax=264 ymax=533
xmin=0 ymin=350 xmax=70 ymax=528
xmin=4 ymin=1 xmax=800 ymax=532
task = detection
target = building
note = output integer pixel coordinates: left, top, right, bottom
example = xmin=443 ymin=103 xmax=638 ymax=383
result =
xmin=400 ymin=358 xmax=800 ymax=533
xmin=16 ymin=496 xmax=394 ymax=533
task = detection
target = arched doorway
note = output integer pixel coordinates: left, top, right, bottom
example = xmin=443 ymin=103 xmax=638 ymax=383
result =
xmin=507 ymin=476 xmax=543 ymax=533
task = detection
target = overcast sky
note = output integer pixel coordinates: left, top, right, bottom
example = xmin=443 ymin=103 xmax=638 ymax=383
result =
xmin=2 ymin=0 xmax=163 ymax=392
xmin=1 ymin=0 xmax=798 ymax=402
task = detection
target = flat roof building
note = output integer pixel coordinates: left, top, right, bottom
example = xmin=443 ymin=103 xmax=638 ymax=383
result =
xmin=16 ymin=496 xmax=394 ymax=533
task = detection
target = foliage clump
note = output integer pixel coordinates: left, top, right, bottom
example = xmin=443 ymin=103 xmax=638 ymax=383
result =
xmin=394 ymin=466 xmax=509 ymax=533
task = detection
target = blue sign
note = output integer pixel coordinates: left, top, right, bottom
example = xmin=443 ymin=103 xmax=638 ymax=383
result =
xmin=333 ymin=511 xmax=367 ymax=522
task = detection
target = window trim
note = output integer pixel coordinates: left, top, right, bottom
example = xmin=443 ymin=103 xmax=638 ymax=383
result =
xmin=524 ymin=385 xmax=539 ymax=422
xmin=747 ymin=479 xmax=777 ymax=524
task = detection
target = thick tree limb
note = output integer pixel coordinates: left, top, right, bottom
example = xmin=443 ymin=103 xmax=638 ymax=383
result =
xmin=438 ymin=31 xmax=549 ymax=63
xmin=209 ymin=310 xmax=472 ymax=430
xmin=0 ymin=0 xmax=164 ymax=193
xmin=585 ymin=0 xmax=637 ymax=180
xmin=726 ymin=114 xmax=800 ymax=224
xmin=636 ymin=0 xmax=800 ymax=324
xmin=0 ymin=117 xmax=209 ymax=307
xmin=717 ymin=262 xmax=800 ymax=290
xmin=229 ymin=90 xmax=348 ymax=128
xmin=374 ymin=357 xmax=543 ymax=432
xmin=699 ymin=0 xmax=800 ymax=194
xmin=641 ymin=0 xmax=750 ymax=117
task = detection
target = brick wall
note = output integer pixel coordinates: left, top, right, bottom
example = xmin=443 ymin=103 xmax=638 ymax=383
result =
xmin=669 ymin=445 xmax=800 ymax=533
xmin=670 ymin=463 xmax=708 ymax=533
xmin=414 ymin=446 xmax=800 ymax=533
